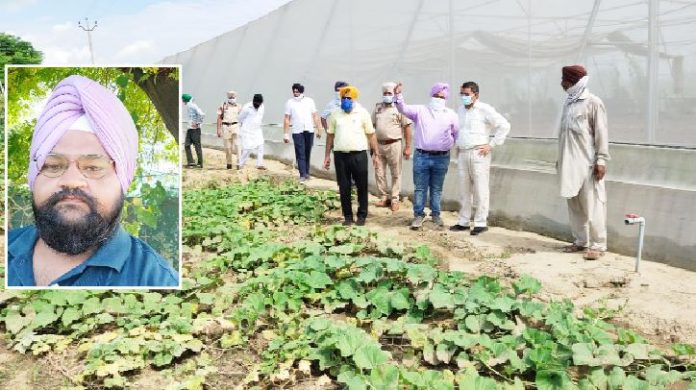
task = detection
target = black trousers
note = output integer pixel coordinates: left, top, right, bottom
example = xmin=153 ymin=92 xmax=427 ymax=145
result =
xmin=334 ymin=151 xmax=368 ymax=220
xmin=185 ymin=128 xmax=203 ymax=165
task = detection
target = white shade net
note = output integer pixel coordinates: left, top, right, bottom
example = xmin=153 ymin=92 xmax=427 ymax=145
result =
xmin=162 ymin=0 xmax=696 ymax=147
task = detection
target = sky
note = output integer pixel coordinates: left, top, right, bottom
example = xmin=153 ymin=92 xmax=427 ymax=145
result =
xmin=0 ymin=0 xmax=293 ymax=64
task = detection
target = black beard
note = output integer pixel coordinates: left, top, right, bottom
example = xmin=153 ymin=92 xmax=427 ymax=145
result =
xmin=32 ymin=188 xmax=123 ymax=255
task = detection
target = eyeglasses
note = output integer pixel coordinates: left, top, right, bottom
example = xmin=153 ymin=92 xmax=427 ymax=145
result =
xmin=40 ymin=153 xmax=115 ymax=179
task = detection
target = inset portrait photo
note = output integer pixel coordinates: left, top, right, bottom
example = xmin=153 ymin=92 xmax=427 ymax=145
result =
xmin=5 ymin=66 xmax=181 ymax=288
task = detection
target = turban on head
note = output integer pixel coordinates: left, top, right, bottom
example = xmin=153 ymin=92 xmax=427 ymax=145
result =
xmin=339 ymin=86 xmax=359 ymax=100
xmin=334 ymin=80 xmax=348 ymax=90
xmin=181 ymin=93 xmax=192 ymax=102
xmin=226 ymin=90 xmax=237 ymax=99
xmin=430 ymin=82 xmax=449 ymax=99
xmin=29 ymin=75 xmax=139 ymax=194
xmin=382 ymin=82 xmax=396 ymax=93
xmin=562 ymin=65 xmax=587 ymax=85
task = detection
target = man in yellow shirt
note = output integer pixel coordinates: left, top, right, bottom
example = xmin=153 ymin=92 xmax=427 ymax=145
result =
xmin=324 ymin=86 xmax=380 ymax=226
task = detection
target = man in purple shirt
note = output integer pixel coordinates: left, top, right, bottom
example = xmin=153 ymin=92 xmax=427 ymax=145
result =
xmin=394 ymin=82 xmax=459 ymax=229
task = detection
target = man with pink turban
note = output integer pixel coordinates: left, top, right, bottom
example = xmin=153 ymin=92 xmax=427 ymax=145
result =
xmin=8 ymin=74 xmax=179 ymax=287
xmin=393 ymin=82 xmax=459 ymax=230
xmin=557 ymin=65 xmax=610 ymax=261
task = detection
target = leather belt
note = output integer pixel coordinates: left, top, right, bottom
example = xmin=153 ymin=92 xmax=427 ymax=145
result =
xmin=416 ymin=148 xmax=449 ymax=156
xmin=222 ymin=121 xmax=238 ymax=125
xmin=378 ymin=139 xmax=401 ymax=145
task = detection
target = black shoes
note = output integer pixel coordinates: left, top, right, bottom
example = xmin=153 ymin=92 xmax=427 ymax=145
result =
xmin=470 ymin=226 xmax=488 ymax=236
xmin=449 ymin=224 xmax=470 ymax=232
xmin=343 ymin=218 xmax=354 ymax=226
xmin=356 ymin=218 xmax=366 ymax=226
xmin=227 ymin=164 xmax=232 ymax=169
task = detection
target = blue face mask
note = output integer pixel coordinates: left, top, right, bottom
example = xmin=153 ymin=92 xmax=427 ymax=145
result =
xmin=341 ymin=98 xmax=353 ymax=112
xmin=383 ymin=95 xmax=394 ymax=104
xmin=461 ymin=95 xmax=473 ymax=106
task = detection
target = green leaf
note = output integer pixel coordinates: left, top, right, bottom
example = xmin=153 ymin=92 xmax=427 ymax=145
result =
xmin=353 ymin=344 xmax=388 ymax=370
xmin=115 ymin=73 xmax=129 ymax=88
xmin=622 ymin=375 xmax=650 ymax=390
xmin=336 ymin=328 xmax=365 ymax=357
xmin=390 ymin=289 xmax=411 ymax=311
xmin=306 ymin=271 xmax=333 ymax=289
xmin=61 ymin=307 xmax=81 ymax=327
xmin=535 ymin=369 xmax=571 ymax=390
xmin=337 ymin=280 xmax=358 ymax=300
xmin=401 ymin=369 xmax=425 ymax=386
xmin=465 ymin=315 xmax=481 ymax=333
xmin=608 ymin=366 xmax=626 ymax=388
xmin=588 ymin=368 xmax=608 ymax=388
xmin=596 ymin=344 xmax=623 ymax=366
xmin=337 ymin=370 xmax=367 ymax=390
xmin=430 ymin=285 xmax=456 ymax=309
xmin=671 ymin=343 xmax=696 ymax=356
xmin=32 ymin=306 xmax=59 ymax=329
xmin=4 ymin=311 xmax=30 ymax=334
xmin=572 ymin=343 xmax=598 ymax=366
xmin=196 ymin=293 xmax=215 ymax=305
xmin=513 ymin=274 xmax=542 ymax=295
xmin=490 ymin=296 xmax=516 ymax=313
xmin=356 ymin=263 xmax=381 ymax=284
xmin=82 ymin=297 xmax=103 ymax=315
xmin=369 ymin=365 xmax=399 ymax=388
xmin=406 ymin=264 xmax=437 ymax=285
xmin=625 ymin=343 xmax=651 ymax=360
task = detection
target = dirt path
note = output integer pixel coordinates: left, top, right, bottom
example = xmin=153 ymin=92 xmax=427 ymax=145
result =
xmin=193 ymin=148 xmax=696 ymax=346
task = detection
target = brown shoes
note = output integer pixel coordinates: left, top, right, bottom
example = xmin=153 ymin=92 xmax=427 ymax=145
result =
xmin=561 ymin=244 xmax=586 ymax=253
xmin=375 ymin=199 xmax=391 ymax=207
xmin=583 ymin=250 xmax=605 ymax=260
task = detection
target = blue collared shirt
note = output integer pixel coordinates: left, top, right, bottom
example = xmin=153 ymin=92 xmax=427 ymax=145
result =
xmin=7 ymin=225 xmax=179 ymax=287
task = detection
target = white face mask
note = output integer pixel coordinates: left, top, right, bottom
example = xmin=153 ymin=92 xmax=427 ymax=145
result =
xmin=228 ymin=98 xmax=236 ymax=104
xmin=294 ymin=94 xmax=304 ymax=101
xmin=429 ymin=97 xmax=446 ymax=110
xmin=335 ymin=91 xmax=342 ymax=100
xmin=383 ymin=95 xmax=394 ymax=104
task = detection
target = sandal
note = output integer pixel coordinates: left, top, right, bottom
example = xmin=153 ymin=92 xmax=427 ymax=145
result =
xmin=375 ymin=199 xmax=391 ymax=207
xmin=583 ymin=250 xmax=605 ymax=260
xmin=561 ymin=244 xmax=586 ymax=253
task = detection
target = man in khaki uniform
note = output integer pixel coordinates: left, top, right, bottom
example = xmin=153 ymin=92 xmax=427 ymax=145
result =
xmin=557 ymin=65 xmax=610 ymax=260
xmin=372 ymin=81 xmax=412 ymax=212
xmin=216 ymin=90 xmax=241 ymax=169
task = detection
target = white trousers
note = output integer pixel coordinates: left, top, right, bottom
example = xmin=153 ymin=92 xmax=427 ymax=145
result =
xmin=239 ymin=144 xmax=265 ymax=167
xmin=567 ymin=170 xmax=607 ymax=251
xmin=457 ymin=148 xmax=491 ymax=227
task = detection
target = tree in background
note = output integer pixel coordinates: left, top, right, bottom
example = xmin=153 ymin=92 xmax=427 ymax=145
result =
xmin=0 ymin=33 xmax=43 ymax=87
xmin=0 ymin=34 xmax=43 ymax=237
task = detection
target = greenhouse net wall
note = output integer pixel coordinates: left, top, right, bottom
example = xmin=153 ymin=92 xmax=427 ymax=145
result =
xmin=163 ymin=0 xmax=696 ymax=147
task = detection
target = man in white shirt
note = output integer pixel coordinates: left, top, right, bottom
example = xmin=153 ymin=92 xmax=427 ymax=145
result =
xmin=320 ymin=80 xmax=349 ymax=130
xmin=450 ymin=81 xmax=510 ymax=235
xmin=284 ymin=83 xmax=323 ymax=182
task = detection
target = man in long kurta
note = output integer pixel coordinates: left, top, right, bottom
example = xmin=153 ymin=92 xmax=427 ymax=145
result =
xmin=557 ymin=65 xmax=610 ymax=260
xmin=216 ymin=90 xmax=241 ymax=169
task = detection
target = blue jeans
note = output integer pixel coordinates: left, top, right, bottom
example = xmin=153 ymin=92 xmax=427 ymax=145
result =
xmin=292 ymin=131 xmax=314 ymax=178
xmin=413 ymin=150 xmax=450 ymax=217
